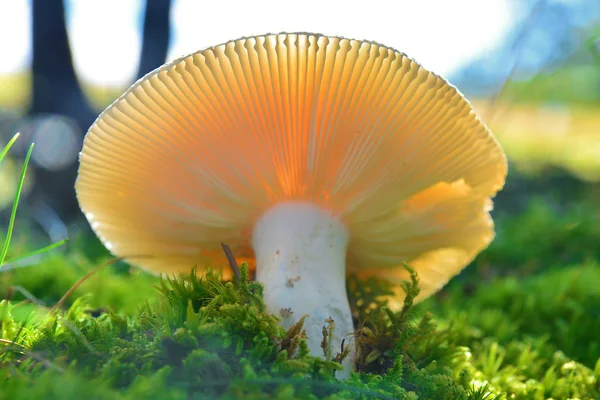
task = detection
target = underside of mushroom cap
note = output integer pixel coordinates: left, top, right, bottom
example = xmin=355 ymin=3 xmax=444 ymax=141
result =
xmin=76 ymin=32 xmax=507 ymax=300
xmin=353 ymin=179 xmax=497 ymax=305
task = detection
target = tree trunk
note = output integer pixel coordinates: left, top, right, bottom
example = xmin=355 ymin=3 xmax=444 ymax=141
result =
xmin=27 ymin=0 xmax=173 ymax=224
xmin=29 ymin=0 xmax=97 ymax=222
xmin=137 ymin=0 xmax=172 ymax=79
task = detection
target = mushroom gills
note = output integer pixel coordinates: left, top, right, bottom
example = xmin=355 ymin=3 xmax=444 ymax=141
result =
xmin=252 ymin=201 xmax=355 ymax=378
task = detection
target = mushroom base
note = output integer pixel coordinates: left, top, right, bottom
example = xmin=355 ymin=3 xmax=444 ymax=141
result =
xmin=252 ymin=201 xmax=355 ymax=379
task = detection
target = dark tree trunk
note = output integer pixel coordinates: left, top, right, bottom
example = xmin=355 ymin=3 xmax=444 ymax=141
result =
xmin=137 ymin=0 xmax=172 ymax=79
xmin=30 ymin=0 xmax=95 ymax=122
xmin=29 ymin=0 xmax=97 ymax=222
xmin=26 ymin=0 xmax=173 ymax=225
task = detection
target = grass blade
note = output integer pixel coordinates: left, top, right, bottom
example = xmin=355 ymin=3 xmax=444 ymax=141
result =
xmin=3 ymin=238 xmax=69 ymax=266
xmin=0 ymin=142 xmax=35 ymax=267
xmin=0 ymin=132 xmax=21 ymax=163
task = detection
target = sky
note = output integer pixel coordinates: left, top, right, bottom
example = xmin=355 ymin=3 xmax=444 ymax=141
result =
xmin=0 ymin=0 xmax=518 ymax=87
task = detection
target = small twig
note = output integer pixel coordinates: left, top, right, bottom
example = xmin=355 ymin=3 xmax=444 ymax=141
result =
xmin=49 ymin=256 xmax=123 ymax=314
xmin=0 ymin=338 xmax=25 ymax=348
xmin=48 ymin=252 xmax=157 ymax=314
xmin=221 ymin=243 xmax=240 ymax=284
xmin=9 ymin=285 xmax=49 ymax=309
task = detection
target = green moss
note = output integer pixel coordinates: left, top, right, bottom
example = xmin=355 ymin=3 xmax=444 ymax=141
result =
xmin=1 ymin=195 xmax=599 ymax=399
xmin=1 ymin=264 xmax=473 ymax=399
xmin=0 ymin=242 xmax=159 ymax=316
xmin=422 ymin=264 xmax=600 ymax=399
xmin=468 ymin=199 xmax=600 ymax=281
xmin=437 ymin=265 xmax=600 ymax=366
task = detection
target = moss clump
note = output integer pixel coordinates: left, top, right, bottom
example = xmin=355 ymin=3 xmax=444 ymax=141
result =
xmin=1 ymin=264 xmax=477 ymax=399
xmin=425 ymin=264 xmax=600 ymax=399
xmin=435 ymin=264 xmax=600 ymax=367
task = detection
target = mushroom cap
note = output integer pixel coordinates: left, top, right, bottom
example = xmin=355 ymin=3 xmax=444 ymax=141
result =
xmin=76 ymin=32 xmax=507 ymax=303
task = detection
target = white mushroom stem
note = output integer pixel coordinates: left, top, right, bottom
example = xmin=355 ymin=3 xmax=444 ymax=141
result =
xmin=252 ymin=201 xmax=355 ymax=379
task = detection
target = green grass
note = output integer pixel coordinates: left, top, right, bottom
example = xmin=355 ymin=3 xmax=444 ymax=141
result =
xmin=0 ymin=133 xmax=67 ymax=268
xmin=0 ymin=136 xmax=34 ymax=267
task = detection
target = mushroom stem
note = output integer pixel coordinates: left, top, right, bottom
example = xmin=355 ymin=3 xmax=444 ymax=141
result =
xmin=252 ymin=201 xmax=355 ymax=379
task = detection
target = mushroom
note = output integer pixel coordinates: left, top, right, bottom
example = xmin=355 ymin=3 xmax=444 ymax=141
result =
xmin=75 ymin=33 xmax=507 ymax=379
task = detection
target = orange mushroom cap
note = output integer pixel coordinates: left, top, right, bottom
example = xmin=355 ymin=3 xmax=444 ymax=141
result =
xmin=76 ymin=32 xmax=507 ymax=304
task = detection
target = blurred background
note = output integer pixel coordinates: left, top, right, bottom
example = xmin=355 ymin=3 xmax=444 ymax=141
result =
xmin=0 ymin=0 xmax=600 ymax=261
xmin=2 ymin=4 xmax=600 ymax=396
